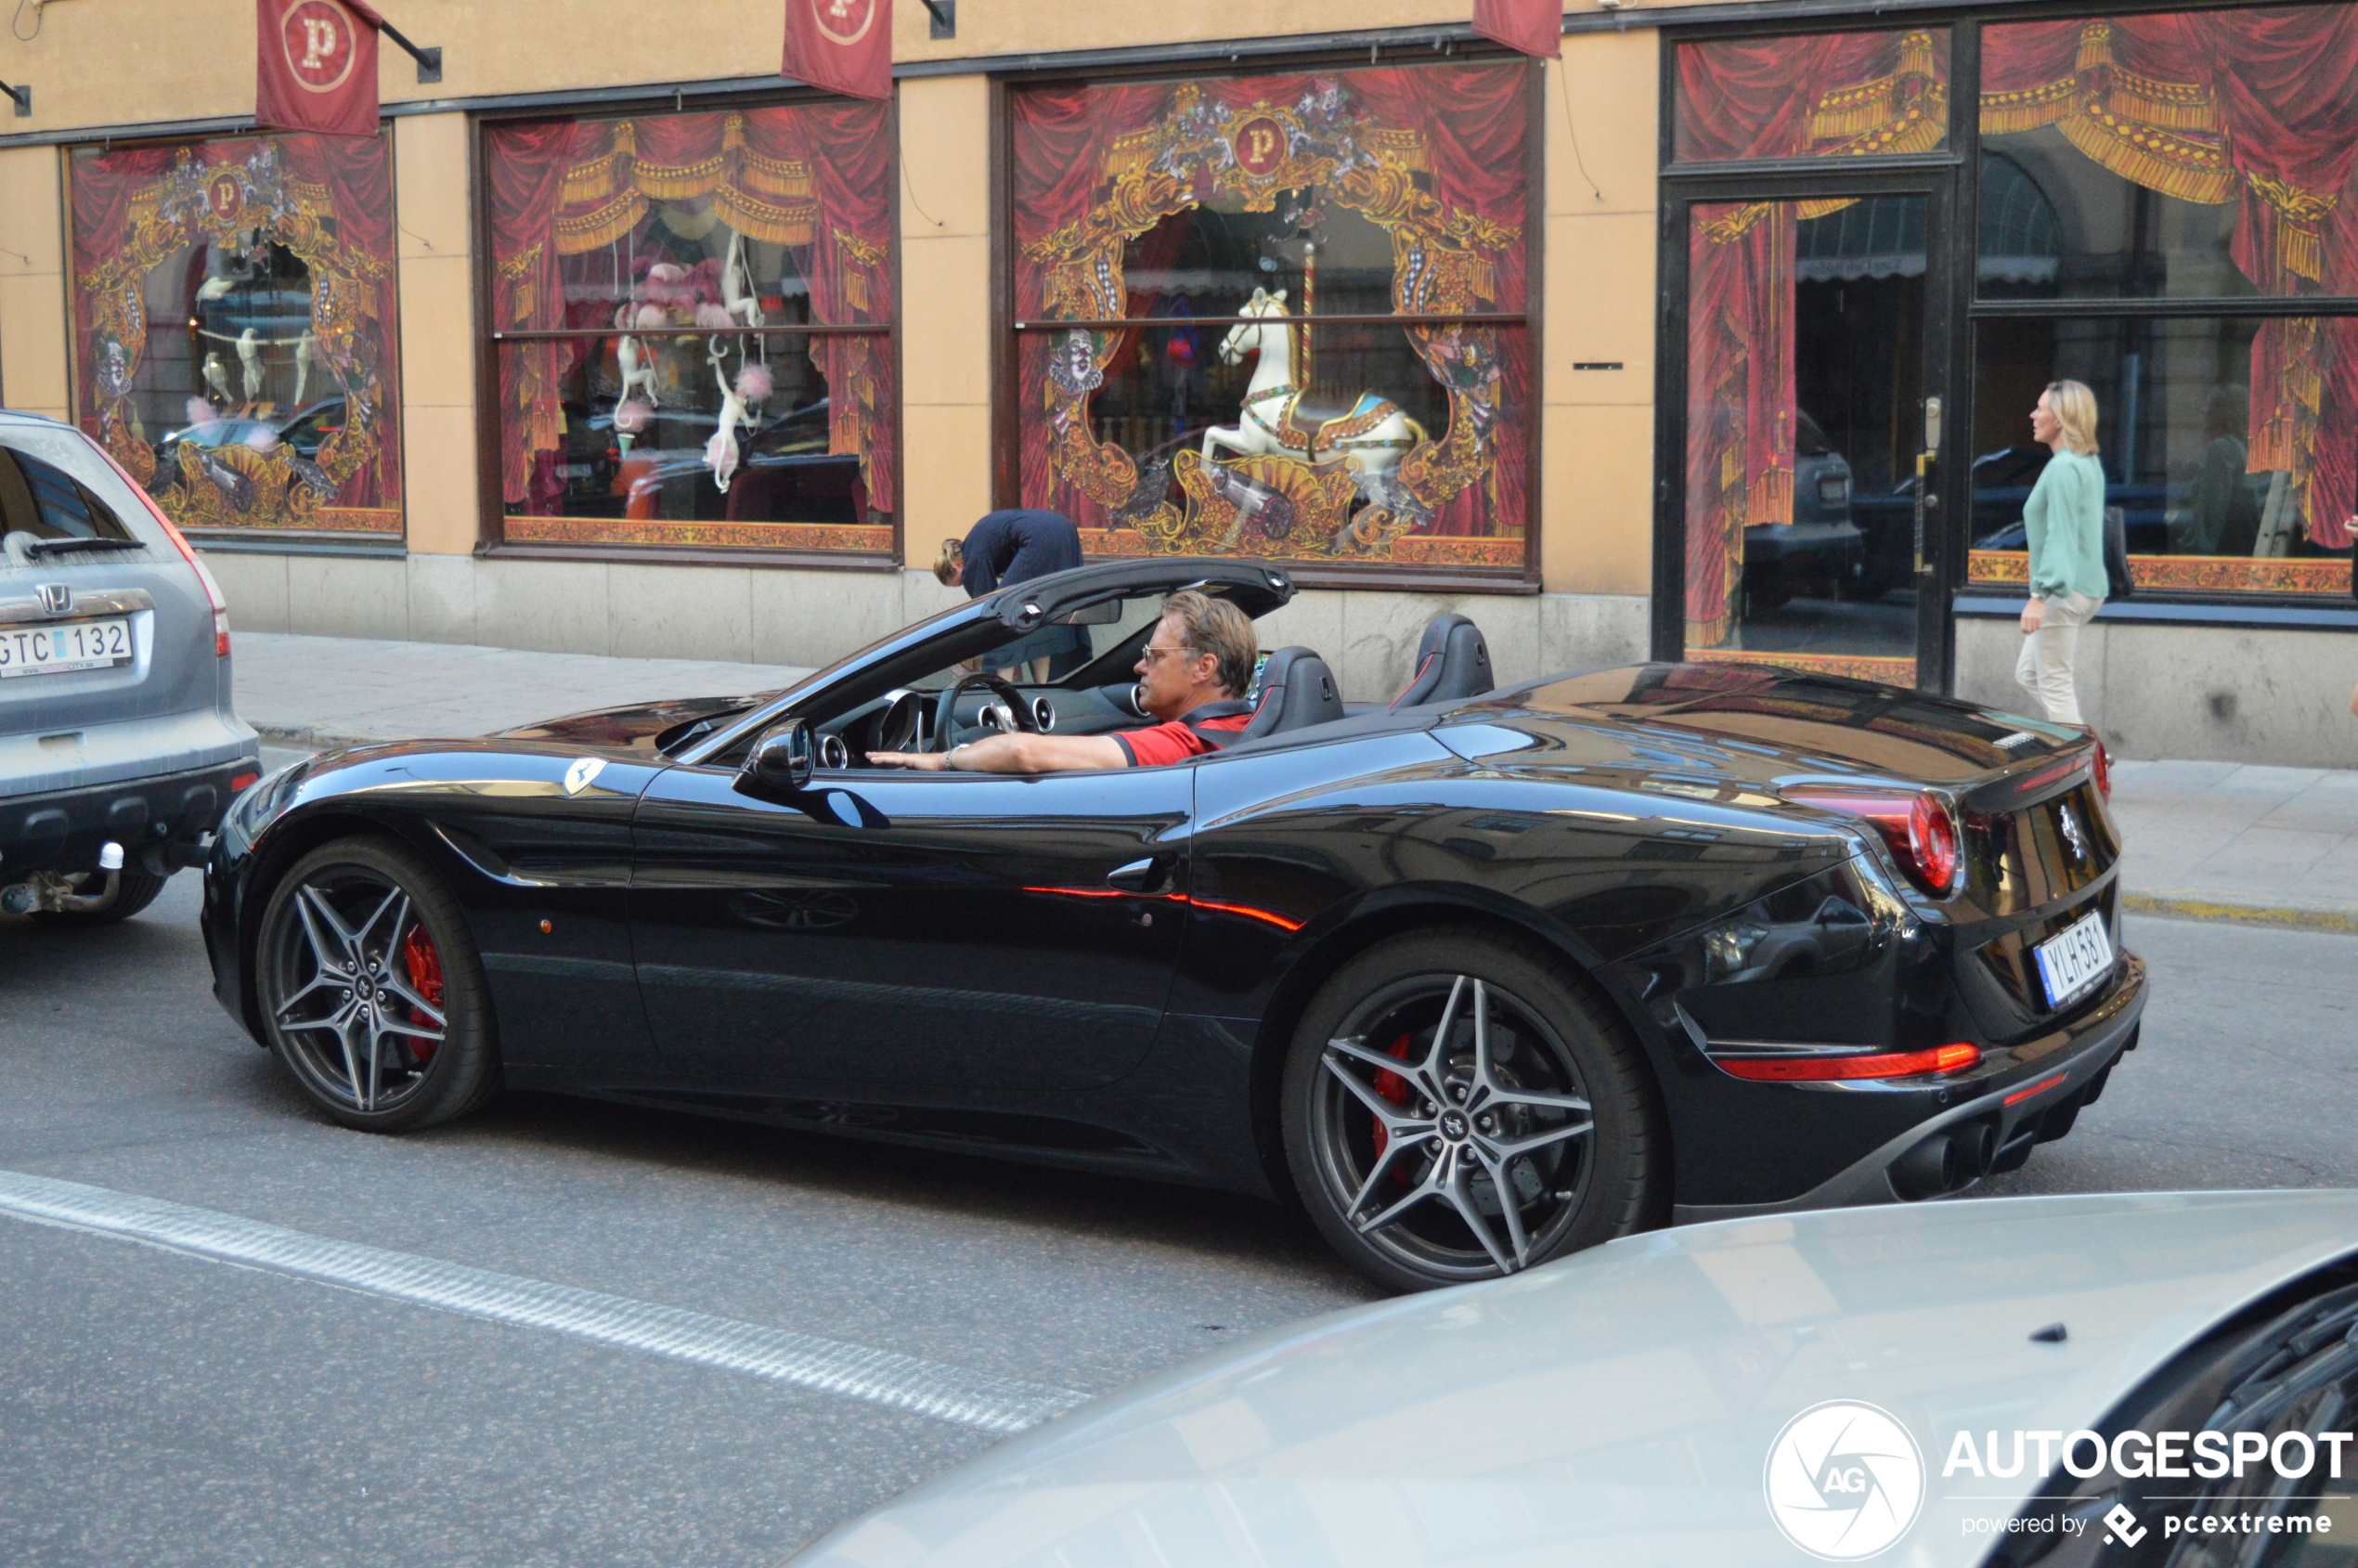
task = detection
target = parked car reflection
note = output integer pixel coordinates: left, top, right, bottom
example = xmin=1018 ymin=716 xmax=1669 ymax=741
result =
xmin=1741 ymin=410 xmax=1859 ymax=611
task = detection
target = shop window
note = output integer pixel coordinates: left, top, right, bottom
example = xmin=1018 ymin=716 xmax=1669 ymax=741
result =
xmin=1970 ymin=6 xmax=2358 ymax=591
xmin=1008 ymin=63 xmax=1535 ymax=577
xmin=67 ymin=133 xmax=403 ymax=539
xmin=1968 ymin=316 xmax=2356 ymax=596
xmin=1675 ymin=30 xmax=1950 ymax=163
xmin=485 ymin=102 xmax=894 ymax=555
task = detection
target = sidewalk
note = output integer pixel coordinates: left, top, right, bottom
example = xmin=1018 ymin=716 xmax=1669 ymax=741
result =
xmin=237 ymin=632 xmax=812 ymax=753
xmin=235 ymin=633 xmax=2357 ymax=935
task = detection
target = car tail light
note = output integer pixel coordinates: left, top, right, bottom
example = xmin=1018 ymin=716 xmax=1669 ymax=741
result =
xmin=1720 ymin=1043 xmax=1981 ymax=1082
xmin=93 ymin=441 xmax=232 ymax=656
xmin=1785 ymin=785 xmax=1963 ymax=895
xmin=2091 ymin=737 xmax=2111 ymax=802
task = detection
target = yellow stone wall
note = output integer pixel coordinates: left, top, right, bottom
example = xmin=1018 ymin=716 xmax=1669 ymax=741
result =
xmin=0 ymin=0 xmax=1676 ymax=597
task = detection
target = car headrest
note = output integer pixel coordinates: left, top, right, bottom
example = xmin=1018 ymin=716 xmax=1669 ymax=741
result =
xmin=1390 ymin=613 xmax=1494 ymax=708
xmin=1237 ymin=646 xmax=1345 ymax=741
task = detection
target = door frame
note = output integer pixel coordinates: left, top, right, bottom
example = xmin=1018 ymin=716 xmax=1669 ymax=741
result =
xmin=1652 ymin=165 xmax=1967 ymax=691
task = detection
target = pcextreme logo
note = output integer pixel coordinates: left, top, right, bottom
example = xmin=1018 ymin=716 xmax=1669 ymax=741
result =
xmin=1763 ymin=1401 xmax=1927 ymax=1561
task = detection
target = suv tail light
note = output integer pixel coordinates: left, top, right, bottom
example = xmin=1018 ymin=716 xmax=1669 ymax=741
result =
xmin=93 ymin=443 xmax=231 ymax=656
xmin=1785 ymin=785 xmax=1963 ymax=895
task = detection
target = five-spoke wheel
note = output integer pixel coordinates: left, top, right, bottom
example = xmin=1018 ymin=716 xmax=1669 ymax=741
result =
xmin=257 ymin=836 xmax=499 ymax=1131
xmin=1284 ymin=930 xmax=1664 ymax=1291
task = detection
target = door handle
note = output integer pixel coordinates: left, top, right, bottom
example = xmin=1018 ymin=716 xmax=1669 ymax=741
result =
xmin=1106 ymin=858 xmax=1156 ymax=891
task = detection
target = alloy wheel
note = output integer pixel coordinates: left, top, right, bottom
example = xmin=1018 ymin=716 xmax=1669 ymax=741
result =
xmin=1309 ymin=973 xmax=1595 ymax=1279
xmin=264 ymin=867 xmax=448 ymax=1114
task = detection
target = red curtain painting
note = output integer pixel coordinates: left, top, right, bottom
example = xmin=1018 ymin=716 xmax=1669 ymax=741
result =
xmin=484 ymin=101 xmax=894 ymax=515
xmin=1677 ymin=11 xmax=2358 ymax=617
xmin=1675 ymin=30 xmax=1949 ymax=645
xmin=1010 ymin=62 xmax=1531 ymax=566
xmin=1982 ymin=8 xmax=2358 ymax=551
xmin=68 ymin=131 xmax=404 ymax=534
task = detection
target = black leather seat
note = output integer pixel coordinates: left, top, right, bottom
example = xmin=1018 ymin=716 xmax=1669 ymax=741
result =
xmin=1390 ymin=613 xmax=1494 ymax=708
xmin=1230 ymin=646 xmax=1345 ymax=743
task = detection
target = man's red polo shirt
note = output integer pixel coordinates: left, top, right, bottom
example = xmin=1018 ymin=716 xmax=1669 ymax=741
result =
xmin=1112 ymin=705 xmax=1253 ymax=766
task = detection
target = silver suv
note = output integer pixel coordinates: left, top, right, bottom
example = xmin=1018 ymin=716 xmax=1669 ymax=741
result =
xmin=1 ymin=411 xmax=258 ymax=926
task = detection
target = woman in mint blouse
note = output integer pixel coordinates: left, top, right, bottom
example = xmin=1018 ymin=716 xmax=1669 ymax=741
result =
xmin=2015 ymin=381 xmax=2110 ymax=728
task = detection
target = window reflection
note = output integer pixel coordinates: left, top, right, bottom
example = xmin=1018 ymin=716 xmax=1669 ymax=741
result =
xmin=1970 ymin=317 xmax=2357 ymax=595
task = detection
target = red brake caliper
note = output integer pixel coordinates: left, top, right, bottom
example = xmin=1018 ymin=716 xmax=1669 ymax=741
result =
xmin=1369 ymin=1032 xmax=1414 ymax=1161
xmin=401 ymin=924 xmax=445 ymax=1063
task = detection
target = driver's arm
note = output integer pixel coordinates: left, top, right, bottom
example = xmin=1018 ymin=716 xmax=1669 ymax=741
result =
xmin=868 ymin=732 xmax=1128 ymax=773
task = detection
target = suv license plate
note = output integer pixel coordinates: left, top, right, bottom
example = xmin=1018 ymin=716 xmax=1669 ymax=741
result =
xmin=0 ymin=616 xmax=134 ymax=679
xmin=2034 ymin=912 xmax=2115 ymax=1008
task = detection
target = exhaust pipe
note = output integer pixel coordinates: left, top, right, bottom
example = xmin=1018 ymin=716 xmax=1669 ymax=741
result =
xmin=1890 ymin=1119 xmax=1999 ymax=1200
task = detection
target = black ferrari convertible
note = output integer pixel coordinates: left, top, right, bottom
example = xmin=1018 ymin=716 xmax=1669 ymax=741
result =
xmin=203 ymin=557 xmax=2144 ymax=1290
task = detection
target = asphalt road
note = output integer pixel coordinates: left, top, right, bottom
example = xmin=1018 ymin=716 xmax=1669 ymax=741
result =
xmin=2 ymin=887 xmax=2352 ymax=1566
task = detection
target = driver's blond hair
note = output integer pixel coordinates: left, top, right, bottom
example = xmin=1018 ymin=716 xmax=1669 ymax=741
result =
xmin=1161 ymin=590 xmax=1257 ymax=698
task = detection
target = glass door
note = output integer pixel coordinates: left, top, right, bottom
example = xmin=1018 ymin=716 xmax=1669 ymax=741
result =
xmin=1670 ymin=183 xmax=1955 ymax=687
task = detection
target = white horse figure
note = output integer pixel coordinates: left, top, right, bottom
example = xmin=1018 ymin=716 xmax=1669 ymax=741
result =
xmin=1199 ymin=287 xmax=1421 ymax=488
xmin=292 ymin=331 xmax=315 ymax=406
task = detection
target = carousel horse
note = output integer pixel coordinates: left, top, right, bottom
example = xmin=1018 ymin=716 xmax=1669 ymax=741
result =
xmin=1201 ymin=287 xmax=1423 ymax=487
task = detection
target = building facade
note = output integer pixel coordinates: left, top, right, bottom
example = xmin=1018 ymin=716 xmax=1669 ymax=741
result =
xmin=1 ymin=0 xmax=2351 ymax=763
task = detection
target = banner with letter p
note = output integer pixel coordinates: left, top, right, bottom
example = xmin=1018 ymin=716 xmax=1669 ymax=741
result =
xmin=784 ymin=0 xmax=893 ymax=102
xmin=1472 ymin=0 xmax=1562 ymax=59
xmin=256 ymin=0 xmax=386 ymax=137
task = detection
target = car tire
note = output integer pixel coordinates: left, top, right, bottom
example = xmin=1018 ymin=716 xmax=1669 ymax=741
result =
xmin=255 ymin=836 xmax=500 ymax=1134
xmin=26 ymin=863 xmax=172 ymax=927
xmin=1281 ymin=929 xmax=1665 ymax=1292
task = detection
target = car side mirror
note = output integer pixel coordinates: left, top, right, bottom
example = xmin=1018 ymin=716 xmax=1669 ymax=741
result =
xmin=739 ymin=719 xmax=813 ymax=796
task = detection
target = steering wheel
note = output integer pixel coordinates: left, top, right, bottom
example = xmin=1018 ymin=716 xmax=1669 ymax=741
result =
xmin=929 ymin=672 xmax=1040 ymax=753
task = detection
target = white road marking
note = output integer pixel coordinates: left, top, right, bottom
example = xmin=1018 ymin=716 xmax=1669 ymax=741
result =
xmin=0 ymin=1167 xmax=1086 ymax=1434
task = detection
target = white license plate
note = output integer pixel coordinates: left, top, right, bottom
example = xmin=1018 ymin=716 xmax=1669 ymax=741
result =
xmin=1818 ymin=476 xmax=1848 ymax=503
xmin=2034 ymin=912 xmax=2116 ymax=1008
xmin=0 ymin=616 xmax=134 ymax=679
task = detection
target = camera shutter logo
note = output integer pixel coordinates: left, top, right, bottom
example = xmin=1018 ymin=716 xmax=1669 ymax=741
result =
xmin=1763 ymin=1401 xmax=1926 ymax=1561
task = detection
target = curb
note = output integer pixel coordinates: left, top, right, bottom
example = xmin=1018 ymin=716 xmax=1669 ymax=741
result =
xmin=2124 ymin=889 xmax=2358 ymax=936
xmin=254 ymin=722 xmax=421 ymax=754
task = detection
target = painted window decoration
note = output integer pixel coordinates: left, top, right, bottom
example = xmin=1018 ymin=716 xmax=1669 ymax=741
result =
xmin=1676 ymin=12 xmax=2358 ymax=601
xmin=68 ymin=134 xmax=403 ymax=538
xmin=1683 ymin=196 xmax=1928 ymax=687
xmin=1969 ymin=9 xmax=2358 ymax=594
xmin=1674 ymin=29 xmax=1951 ymax=164
xmin=486 ymin=103 xmax=894 ymax=553
xmin=1011 ymin=64 xmax=1532 ymax=573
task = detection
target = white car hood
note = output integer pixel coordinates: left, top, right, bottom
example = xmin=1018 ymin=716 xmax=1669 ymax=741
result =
xmin=796 ymin=1192 xmax=2358 ymax=1568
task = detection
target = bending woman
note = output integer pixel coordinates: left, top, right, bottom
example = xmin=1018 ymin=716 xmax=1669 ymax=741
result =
xmin=2016 ymin=380 xmax=2110 ymax=728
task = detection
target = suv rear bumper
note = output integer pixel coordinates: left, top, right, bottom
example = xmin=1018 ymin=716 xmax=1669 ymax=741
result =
xmin=3 ymin=753 xmax=257 ymax=877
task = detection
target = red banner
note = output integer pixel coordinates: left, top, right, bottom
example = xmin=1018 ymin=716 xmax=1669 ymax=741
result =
xmin=783 ymin=0 xmax=893 ymax=102
xmin=256 ymin=0 xmax=385 ymax=138
xmin=1472 ymin=0 xmax=1561 ymax=60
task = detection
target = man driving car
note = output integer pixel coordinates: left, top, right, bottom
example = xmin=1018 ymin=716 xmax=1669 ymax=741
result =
xmin=869 ymin=590 xmax=1257 ymax=773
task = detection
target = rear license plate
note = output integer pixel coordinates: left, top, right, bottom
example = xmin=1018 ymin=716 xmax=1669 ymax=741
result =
xmin=2034 ymin=912 xmax=2115 ymax=1008
xmin=0 ymin=616 xmax=133 ymax=679
xmin=1818 ymin=476 xmax=1848 ymax=503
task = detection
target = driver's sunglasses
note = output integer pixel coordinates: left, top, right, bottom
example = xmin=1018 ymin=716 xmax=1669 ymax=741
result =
xmin=1139 ymin=643 xmax=1200 ymax=664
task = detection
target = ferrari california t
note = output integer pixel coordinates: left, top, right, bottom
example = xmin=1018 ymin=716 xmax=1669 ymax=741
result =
xmin=202 ymin=556 xmax=2143 ymax=1289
